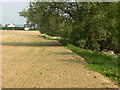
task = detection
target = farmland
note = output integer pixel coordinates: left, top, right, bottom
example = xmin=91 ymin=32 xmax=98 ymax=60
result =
xmin=2 ymin=30 xmax=117 ymax=88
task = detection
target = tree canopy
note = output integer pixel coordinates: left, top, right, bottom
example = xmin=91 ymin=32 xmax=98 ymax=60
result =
xmin=19 ymin=2 xmax=120 ymax=53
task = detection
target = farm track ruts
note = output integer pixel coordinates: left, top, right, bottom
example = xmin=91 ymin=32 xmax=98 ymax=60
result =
xmin=1 ymin=30 xmax=118 ymax=88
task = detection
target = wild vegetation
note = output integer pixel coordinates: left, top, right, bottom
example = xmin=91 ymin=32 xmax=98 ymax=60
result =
xmin=19 ymin=2 xmax=120 ymax=53
xmin=19 ymin=2 xmax=120 ymax=85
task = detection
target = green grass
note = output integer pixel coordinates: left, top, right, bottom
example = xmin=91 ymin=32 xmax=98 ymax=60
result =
xmin=39 ymin=34 xmax=59 ymax=40
xmin=40 ymin=34 xmax=120 ymax=85
xmin=65 ymin=44 xmax=120 ymax=86
xmin=24 ymin=29 xmax=38 ymax=31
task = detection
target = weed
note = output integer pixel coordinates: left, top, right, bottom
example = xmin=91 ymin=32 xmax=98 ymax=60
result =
xmin=94 ymin=76 xmax=97 ymax=78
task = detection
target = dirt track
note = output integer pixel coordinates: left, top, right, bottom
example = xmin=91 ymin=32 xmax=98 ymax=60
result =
xmin=1 ymin=30 xmax=117 ymax=88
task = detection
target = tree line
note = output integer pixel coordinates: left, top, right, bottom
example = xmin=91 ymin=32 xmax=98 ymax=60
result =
xmin=19 ymin=2 xmax=120 ymax=53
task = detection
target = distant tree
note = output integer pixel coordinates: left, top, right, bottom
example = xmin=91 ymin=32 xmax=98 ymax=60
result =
xmin=4 ymin=24 xmax=8 ymax=27
xmin=0 ymin=24 xmax=3 ymax=27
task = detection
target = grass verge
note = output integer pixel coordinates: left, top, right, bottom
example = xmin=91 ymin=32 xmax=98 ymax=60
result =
xmin=40 ymin=34 xmax=61 ymax=40
xmin=65 ymin=44 xmax=120 ymax=86
xmin=40 ymin=34 xmax=120 ymax=86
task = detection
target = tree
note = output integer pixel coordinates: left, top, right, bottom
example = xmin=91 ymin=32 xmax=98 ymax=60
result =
xmin=0 ymin=24 xmax=3 ymax=27
xmin=19 ymin=1 xmax=120 ymax=53
xmin=4 ymin=24 xmax=8 ymax=27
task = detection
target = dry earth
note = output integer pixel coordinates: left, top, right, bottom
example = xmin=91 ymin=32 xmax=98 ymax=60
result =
xmin=1 ymin=30 xmax=118 ymax=88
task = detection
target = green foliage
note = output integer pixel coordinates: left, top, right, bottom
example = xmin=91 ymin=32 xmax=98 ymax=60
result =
xmin=0 ymin=24 xmax=2 ymax=27
xmin=65 ymin=44 xmax=120 ymax=85
xmin=0 ymin=24 xmax=2 ymax=29
xmin=19 ymin=2 xmax=119 ymax=53
xmin=76 ymin=40 xmax=86 ymax=48
xmin=4 ymin=24 xmax=8 ymax=27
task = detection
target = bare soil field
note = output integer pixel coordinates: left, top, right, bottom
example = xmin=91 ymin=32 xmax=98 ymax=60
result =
xmin=1 ymin=30 xmax=118 ymax=88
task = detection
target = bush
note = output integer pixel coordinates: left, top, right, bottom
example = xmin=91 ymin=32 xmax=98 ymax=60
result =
xmin=76 ymin=40 xmax=86 ymax=48
xmin=2 ymin=27 xmax=24 ymax=30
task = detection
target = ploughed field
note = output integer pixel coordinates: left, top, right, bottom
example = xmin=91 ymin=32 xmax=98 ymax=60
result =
xmin=1 ymin=30 xmax=117 ymax=88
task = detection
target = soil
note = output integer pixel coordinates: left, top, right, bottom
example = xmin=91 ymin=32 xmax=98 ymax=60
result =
xmin=1 ymin=30 xmax=118 ymax=88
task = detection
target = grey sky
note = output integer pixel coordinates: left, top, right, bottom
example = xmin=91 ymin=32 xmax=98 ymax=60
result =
xmin=0 ymin=1 xmax=30 ymax=26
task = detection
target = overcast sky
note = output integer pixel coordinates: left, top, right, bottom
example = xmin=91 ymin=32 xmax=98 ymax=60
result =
xmin=0 ymin=0 xmax=32 ymax=26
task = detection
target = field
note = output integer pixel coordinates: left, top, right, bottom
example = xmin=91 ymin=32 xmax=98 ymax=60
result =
xmin=2 ymin=30 xmax=117 ymax=88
